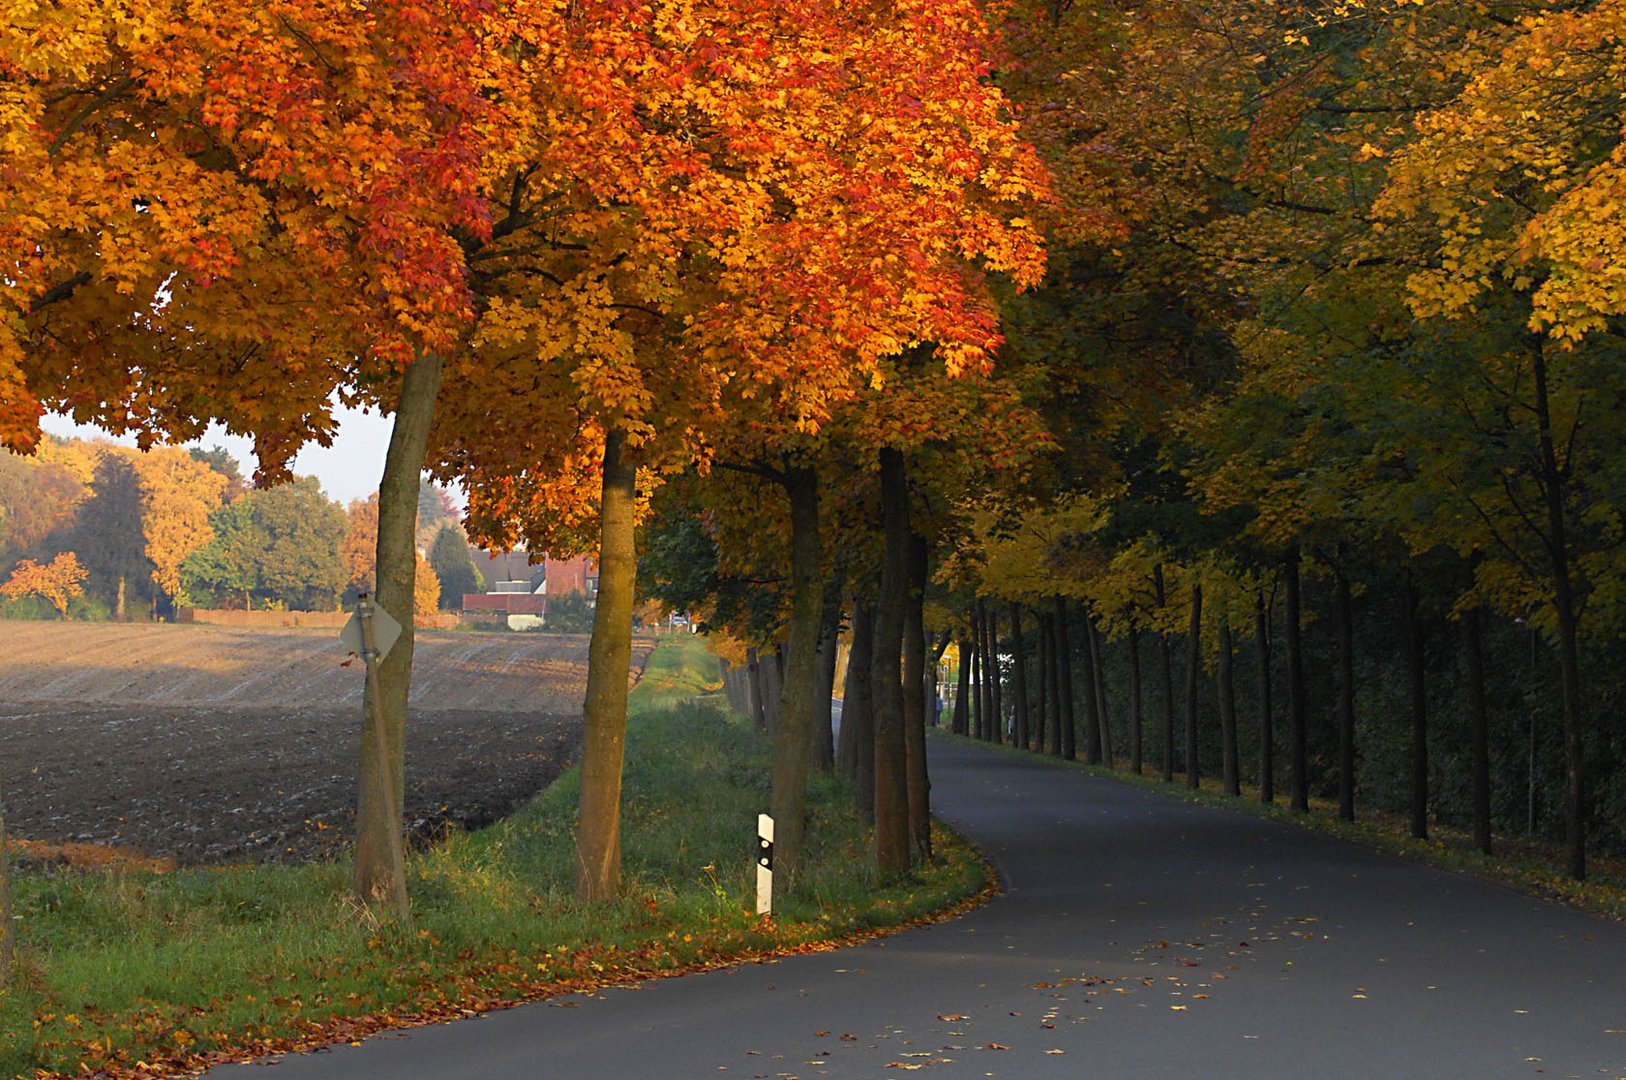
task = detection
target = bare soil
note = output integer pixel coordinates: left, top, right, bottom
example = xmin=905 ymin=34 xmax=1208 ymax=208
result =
xmin=0 ymin=622 xmax=650 ymax=867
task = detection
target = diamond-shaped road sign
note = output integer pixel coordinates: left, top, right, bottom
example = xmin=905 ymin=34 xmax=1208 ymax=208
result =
xmin=339 ymin=600 xmax=403 ymax=663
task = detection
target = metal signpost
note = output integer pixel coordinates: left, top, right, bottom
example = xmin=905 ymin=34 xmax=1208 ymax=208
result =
xmin=342 ymin=594 xmax=409 ymax=921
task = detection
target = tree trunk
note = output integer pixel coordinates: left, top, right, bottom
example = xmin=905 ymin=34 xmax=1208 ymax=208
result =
xmin=0 ymin=785 xmax=11 ymax=988
xmin=723 ymin=661 xmax=750 ymax=716
xmin=1464 ymin=606 xmax=1492 ymax=856
xmin=1074 ymin=600 xmax=1102 ymax=765
xmin=1155 ymin=566 xmax=1175 ymax=783
xmin=838 ymin=597 xmax=876 ymax=821
xmin=1532 ymin=342 xmax=1588 ymax=880
xmin=1285 ymin=550 xmax=1308 ymax=814
xmin=1184 ymin=583 xmax=1203 ymax=790
xmin=1256 ymin=590 xmax=1275 ymax=804
xmin=810 ymin=573 xmax=845 ymax=773
xmin=1088 ymin=616 xmax=1113 ymax=768
xmin=770 ymin=465 xmax=822 ymax=888
xmin=354 ymin=350 xmax=442 ymax=915
xmin=1040 ymin=611 xmax=1066 ymax=754
xmin=1336 ymin=569 xmax=1357 ymax=822
xmin=115 ymin=575 xmax=126 ymax=621
xmin=575 ymin=426 xmax=638 ymax=902
xmin=968 ymin=605 xmax=984 ymax=740
xmin=1055 ymin=596 xmax=1076 ymax=760
xmin=951 ymin=633 xmax=971 ymax=736
xmin=759 ymin=648 xmax=784 ymax=738
xmin=1128 ymin=625 xmax=1144 ymax=775
xmin=903 ymin=534 xmax=931 ymax=863
xmin=1216 ymin=610 xmax=1239 ymax=796
xmin=746 ymin=648 xmax=767 ymax=733
xmin=1037 ymin=612 xmax=1053 ymax=755
xmin=1405 ymin=579 xmax=1429 ymax=842
xmin=872 ymin=447 xmax=911 ymax=873
xmin=983 ymin=599 xmax=1003 ymax=745
xmin=1009 ymin=603 xmax=1030 ymax=750
xmin=928 ymin=631 xmax=951 ymax=728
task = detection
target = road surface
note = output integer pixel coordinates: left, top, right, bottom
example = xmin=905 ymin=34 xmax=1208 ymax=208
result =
xmin=212 ymin=736 xmax=1626 ymax=1079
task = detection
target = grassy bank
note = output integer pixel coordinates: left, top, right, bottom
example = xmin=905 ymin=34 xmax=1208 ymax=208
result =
xmin=0 ymin=637 xmax=991 ymax=1078
xmin=942 ymin=731 xmax=1626 ymax=923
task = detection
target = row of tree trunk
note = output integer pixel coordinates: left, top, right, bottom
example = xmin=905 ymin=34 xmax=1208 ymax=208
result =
xmin=948 ymin=558 xmax=1525 ymax=870
xmin=745 ymin=450 xmax=944 ymax=892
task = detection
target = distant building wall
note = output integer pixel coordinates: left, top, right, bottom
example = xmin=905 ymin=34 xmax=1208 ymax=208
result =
xmin=543 ymin=554 xmax=596 ymax=596
xmin=461 ymin=593 xmax=547 ymax=615
xmin=465 ymin=549 xmax=598 ymax=610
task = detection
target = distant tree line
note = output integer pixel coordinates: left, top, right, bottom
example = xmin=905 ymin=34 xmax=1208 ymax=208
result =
xmin=0 ymin=436 xmax=480 ymax=619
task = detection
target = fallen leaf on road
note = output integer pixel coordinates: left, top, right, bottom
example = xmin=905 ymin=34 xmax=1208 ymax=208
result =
xmin=984 ymin=1043 xmax=1010 ymax=1051
xmin=1045 ymin=1049 xmax=1065 ymax=1055
xmin=937 ymin=1015 xmax=967 ymax=1022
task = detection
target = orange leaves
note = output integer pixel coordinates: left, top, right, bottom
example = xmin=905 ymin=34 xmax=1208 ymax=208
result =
xmin=0 ymin=550 xmax=87 ymax=616
xmin=434 ymin=0 xmax=1050 ymax=557
xmin=121 ymin=445 xmax=228 ymax=602
xmin=3 ymin=0 xmax=500 ymax=457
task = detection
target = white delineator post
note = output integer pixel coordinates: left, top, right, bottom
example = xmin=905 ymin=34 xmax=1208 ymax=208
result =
xmin=756 ymin=813 xmax=774 ymax=916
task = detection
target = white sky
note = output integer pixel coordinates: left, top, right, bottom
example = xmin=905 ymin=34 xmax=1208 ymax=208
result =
xmin=39 ymin=404 xmax=401 ymax=508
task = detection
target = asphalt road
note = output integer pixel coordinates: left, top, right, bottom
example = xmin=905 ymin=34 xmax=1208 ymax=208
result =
xmin=212 ymin=737 xmax=1626 ymax=1079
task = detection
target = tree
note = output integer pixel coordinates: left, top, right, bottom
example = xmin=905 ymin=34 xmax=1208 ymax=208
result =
xmin=127 ymin=447 xmax=227 ymax=613
xmin=72 ymin=449 xmax=149 ymax=619
xmin=6 ymin=0 xmax=503 ymax=918
xmin=189 ymin=446 xmax=248 ymax=503
xmin=416 ymin=479 xmax=459 ymax=553
xmin=1 ymin=551 xmax=87 ymax=617
xmin=179 ymin=500 xmax=256 ymax=609
xmin=183 ymin=477 xmax=347 ymax=609
xmin=429 ymin=523 xmax=482 ymax=611
xmin=414 ymin=552 xmax=442 ymax=628
xmin=0 ymin=444 xmax=84 ymax=562
xmin=434 ymin=0 xmax=1048 ymax=899
xmin=341 ymin=495 xmax=380 ymax=597
xmin=252 ymin=479 xmax=347 ymax=610
xmin=1375 ymin=0 xmax=1626 ymax=882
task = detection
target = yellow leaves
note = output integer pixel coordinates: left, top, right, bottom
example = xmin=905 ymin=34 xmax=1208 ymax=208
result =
xmin=122 ymin=445 xmax=227 ymax=601
xmin=1375 ymin=0 xmax=1626 ymax=343
xmin=1 ymin=551 xmax=87 ymax=616
xmin=413 ymin=552 xmax=441 ymax=626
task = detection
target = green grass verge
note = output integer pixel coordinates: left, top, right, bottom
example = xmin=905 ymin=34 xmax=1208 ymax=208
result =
xmin=0 ymin=637 xmax=991 ymax=1079
xmin=940 ymin=730 xmax=1626 ymax=923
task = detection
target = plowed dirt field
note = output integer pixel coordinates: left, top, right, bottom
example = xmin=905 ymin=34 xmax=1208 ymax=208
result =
xmin=0 ymin=622 xmax=650 ymax=867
